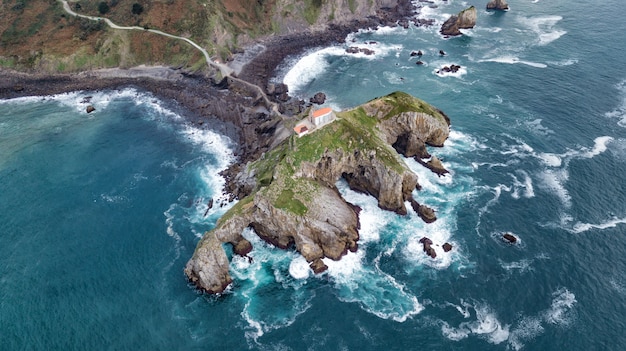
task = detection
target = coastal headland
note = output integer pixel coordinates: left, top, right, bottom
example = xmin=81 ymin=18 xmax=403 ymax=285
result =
xmin=0 ymin=0 xmax=453 ymax=294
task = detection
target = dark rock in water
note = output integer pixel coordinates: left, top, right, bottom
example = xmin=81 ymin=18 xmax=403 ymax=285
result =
xmin=414 ymin=18 xmax=435 ymax=27
xmin=346 ymin=46 xmax=375 ymax=55
xmin=81 ymin=96 xmax=92 ymax=103
xmin=418 ymin=204 xmax=437 ymax=223
xmin=410 ymin=50 xmax=423 ymax=57
xmin=203 ymin=198 xmax=214 ymax=217
xmin=419 ymin=236 xmax=437 ymax=258
xmin=86 ymin=105 xmax=96 ymax=113
xmin=443 ymin=242 xmax=453 ymax=252
xmin=233 ymin=238 xmax=253 ymax=256
xmin=439 ymin=50 xmax=446 ymax=56
xmin=310 ymin=92 xmax=326 ymax=105
xmin=502 ymin=233 xmax=517 ymax=244
xmin=424 ymin=156 xmax=449 ymax=175
xmin=411 ymin=197 xmax=437 ymax=223
xmin=419 ymin=236 xmax=433 ymax=246
xmin=416 ymin=60 xmax=424 ymax=65
xmin=440 ymin=6 xmax=477 ymax=36
xmin=310 ymin=258 xmax=328 ymax=274
xmin=487 ymin=0 xmax=509 ymax=11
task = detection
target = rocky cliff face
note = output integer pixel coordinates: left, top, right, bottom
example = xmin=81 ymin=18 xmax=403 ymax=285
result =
xmin=440 ymin=6 xmax=477 ymax=36
xmin=185 ymin=91 xmax=451 ymax=294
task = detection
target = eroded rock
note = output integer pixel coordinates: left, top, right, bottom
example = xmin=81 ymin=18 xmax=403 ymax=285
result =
xmin=487 ymin=0 xmax=509 ymax=11
xmin=440 ymin=6 xmax=477 ymax=36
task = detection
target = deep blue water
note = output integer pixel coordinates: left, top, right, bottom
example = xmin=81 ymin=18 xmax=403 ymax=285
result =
xmin=2 ymin=0 xmax=626 ymax=349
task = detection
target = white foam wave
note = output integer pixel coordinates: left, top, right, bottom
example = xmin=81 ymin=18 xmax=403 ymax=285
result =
xmin=478 ymin=56 xmax=547 ymax=68
xmin=288 ymin=255 xmax=311 ymax=280
xmin=282 ymin=38 xmax=402 ymax=94
xmin=499 ymin=259 xmax=533 ymax=272
xmin=571 ymin=216 xmax=626 ymax=233
xmin=547 ymin=58 xmax=579 ymax=67
xmin=538 ymin=152 xmax=562 ymax=167
xmin=324 ymin=182 xmax=425 ymax=321
xmin=282 ymin=46 xmax=342 ymax=93
xmin=508 ymin=316 xmax=544 ymax=351
xmin=509 ymin=171 xmax=535 ymax=199
xmin=440 ymin=303 xmax=510 ymax=344
xmin=538 ymin=168 xmax=571 ymax=207
xmin=544 ymin=288 xmax=577 ymax=325
xmin=605 ymin=79 xmax=626 ymax=127
xmin=233 ymin=228 xmax=315 ymax=344
xmin=520 ymin=15 xmax=566 ymax=46
xmin=442 ymin=288 xmax=576 ymax=349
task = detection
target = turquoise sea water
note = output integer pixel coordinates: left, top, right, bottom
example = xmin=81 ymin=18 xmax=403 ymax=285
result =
xmin=2 ymin=0 xmax=626 ymax=349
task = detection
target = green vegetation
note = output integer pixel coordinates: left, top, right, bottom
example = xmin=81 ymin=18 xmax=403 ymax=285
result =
xmin=303 ymin=0 xmax=323 ymax=25
xmin=131 ymin=3 xmax=143 ymax=15
xmin=98 ymin=1 xmax=110 ymax=14
xmin=275 ymin=189 xmax=308 ymax=216
xmin=370 ymin=91 xmax=448 ymax=124
xmin=348 ymin=0 xmax=357 ymax=14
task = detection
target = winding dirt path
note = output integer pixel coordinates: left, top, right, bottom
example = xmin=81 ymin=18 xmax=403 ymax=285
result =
xmin=59 ymin=0 xmax=281 ymax=114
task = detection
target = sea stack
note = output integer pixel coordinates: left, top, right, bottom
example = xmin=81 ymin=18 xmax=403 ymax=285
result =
xmin=440 ymin=6 xmax=477 ymax=36
xmin=486 ymin=0 xmax=509 ymax=11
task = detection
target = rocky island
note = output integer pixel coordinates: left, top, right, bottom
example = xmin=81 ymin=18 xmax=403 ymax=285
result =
xmin=185 ymin=91 xmax=451 ymax=294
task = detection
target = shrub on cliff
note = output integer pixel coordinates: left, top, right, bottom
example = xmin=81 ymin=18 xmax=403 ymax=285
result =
xmin=98 ymin=2 xmax=110 ymax=15
xmin=131 ymin=3 xmax=143 ymax=15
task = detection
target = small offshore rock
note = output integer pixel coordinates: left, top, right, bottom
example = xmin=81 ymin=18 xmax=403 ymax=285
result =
xmin=310 ymin=258 xmax=328 ymax=274
xmin=86 ymin=105 xmax=96 ymax=113
xmin=443 ymin=242 xmax=453 ymax=252
xmin=419 ymin=236 xmax=433 ymax=245
xmin=310 ymin=92 xmax=326 ymax=105
xmin=233 ymin=238 xmax=253 ymax=256
xmin=502 ymin=233 xmax=518 ymax=244
xmin=416 ymin=60 xmax=424 ymax=65
xmin=439 ymin=50 xmax=446 ymax=56
xmin=487 ymin=0 xmax=509 ymax=11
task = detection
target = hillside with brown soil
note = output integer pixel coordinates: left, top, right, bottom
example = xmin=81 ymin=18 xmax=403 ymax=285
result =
xmin=1 ymin=0 xmax=409 ymax=73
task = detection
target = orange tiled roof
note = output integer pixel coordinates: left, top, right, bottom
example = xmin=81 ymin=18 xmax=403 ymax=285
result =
xmin=312 ymin=107 xmax=332 ymax=118
xmin=294 ymin=125 xmax=308 ymax=133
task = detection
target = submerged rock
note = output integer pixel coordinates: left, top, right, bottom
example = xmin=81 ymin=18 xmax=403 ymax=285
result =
xmin=440 ymin=6 xmax=477 ymax=36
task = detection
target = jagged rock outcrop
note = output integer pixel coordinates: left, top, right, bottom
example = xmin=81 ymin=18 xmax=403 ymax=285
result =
xmin=310 ymin=92 xmax=327 ymax=105
xmin=186 ymin=91 xmax=452 ymax=294
xmin=440 ymin=6 xmax=477 ymax=36
xmin=184 ymin=231 xmax=233 ymax=294
xmin=487 ymin=0 xmax=509 ymax=11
